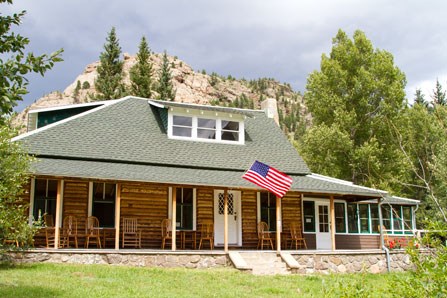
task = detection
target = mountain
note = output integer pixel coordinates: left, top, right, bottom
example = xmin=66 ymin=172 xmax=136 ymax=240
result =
xmin=12 ymin=52 xmax=309 ymax=138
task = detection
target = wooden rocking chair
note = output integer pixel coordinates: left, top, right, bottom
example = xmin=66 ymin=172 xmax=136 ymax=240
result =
xmin=122 ymin=217 xmax=142 ymax=248
xmin=198 ymin=220 xmax=214 ymax=250
xmin=85 ymin=216 xmax=101 ymax=248
xmin=257 ymin=221 xmax=274 ymax=250
xmin=61 ymin=215 xmax=79 ymax=248
xmin=288 ymin=222 xmax=307 ymax=249
xmin=161 ymin=218 xmax=172 ymax=249
xmin=43 ymin=214 xmax=56 ymax=248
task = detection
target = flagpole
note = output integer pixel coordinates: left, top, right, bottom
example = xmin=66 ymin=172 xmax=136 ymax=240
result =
xmin=276 ymin=195 xmax=281 ymax=254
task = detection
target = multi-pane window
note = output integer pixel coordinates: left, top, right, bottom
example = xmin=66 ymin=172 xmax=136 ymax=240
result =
xmin=221 ymin=120 xmax=239 ymax=141
xmin=303 ymin=201 xmax=315 ymax=232
xmin=402 ymin=206 xmax=413 ymax=234
xmin=370 ymin=205 xmax=380 ymax=233
xmin=334 ymin=203 xmax=346 ymax=233
xmin=176 ymin=188 xmax=194 ymax=230
xmin=359 ymin=204 xmax=370 ymax=233
xmin=318 ymin=205 xmax=329 ymax=232
xmin=347 ymin=203 xmax=359 ymax=233
xmin=197 ymin=118 xmax=216 ymax=139
xmin=169 ymin=114 xmax=243 ymax=144
xmin=304 ymin=201 xmax=414 ymax=235
xmin=381 ymin=205 xmax=392 ymax=230
xmin=92 ymin=182 xmax=116 ymax=227
xmin=33 ymin=179 xmax=58 ymax=222
xmin=172 ymin=116 xmax=192 ymax=137
xmin=260 ymin=192 xmax=276 ymax=231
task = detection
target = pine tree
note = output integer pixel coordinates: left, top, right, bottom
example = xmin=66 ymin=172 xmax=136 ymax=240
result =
xmin=73 ymin=80 xmax=81 ymax=103
xmin=414 ymin=88 xmax=429 ymax=109
xmin=129 ymin=36 xmax=153 ymax=98
xmin=156 ymin=51 xmax=176 ymax=101
xmin=431 ymin=79 xmax=446 ymax=106
xmin=94 ymin=27 xmax=125 ymax=100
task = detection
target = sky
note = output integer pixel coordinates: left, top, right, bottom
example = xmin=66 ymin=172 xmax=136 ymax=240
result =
xmin=4 ymin=0 xmax=447 ymax=112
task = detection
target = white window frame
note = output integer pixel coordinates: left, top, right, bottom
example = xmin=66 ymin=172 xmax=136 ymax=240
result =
xmin=168 ymin=187 xmax=197 ymax=231
xmin=167 ymin=110 xmax=245 ymax=145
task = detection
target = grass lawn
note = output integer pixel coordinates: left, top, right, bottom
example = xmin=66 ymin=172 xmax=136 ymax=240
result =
xmin=0 ymin=263 xmax=403 ymax=297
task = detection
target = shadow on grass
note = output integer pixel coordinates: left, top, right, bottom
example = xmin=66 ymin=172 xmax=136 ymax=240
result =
xmin=0 ymin=284 xmax=62 ymax=298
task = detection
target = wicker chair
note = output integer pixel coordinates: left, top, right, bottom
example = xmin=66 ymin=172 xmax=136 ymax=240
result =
xmin=257 ymin=221 xmax=274 ymax=250
xmin=85 ymin=216 xmax=101 ymax=248
xmin=161 ymin=218 xmax=172 ymax=249
xmin=198 ymin=220 xmax=214 ymax=250
xmin=122 ymin=217 xmax=142 ymax=248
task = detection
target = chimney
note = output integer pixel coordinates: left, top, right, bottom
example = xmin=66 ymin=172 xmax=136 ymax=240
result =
xmin=261 ymin=98 xmax=279 ymax=126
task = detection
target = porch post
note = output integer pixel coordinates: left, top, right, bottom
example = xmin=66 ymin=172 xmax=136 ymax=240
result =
xmin=378 ymin=198 xmax=384 ymax=249
xmin=276 ymin=196 xmax=281 ymax=253
xmin=224 ymin=189 xmax=228 ymax=253
xmin=330 ymin=195 xmax=336 ymax=251
xmin=114 ymin=183 xmax=121 ymax=250
xmin=54 ymin=180 xmax=62 ymax=249
xmin=172 ymin=187 xmax=177 ymax=251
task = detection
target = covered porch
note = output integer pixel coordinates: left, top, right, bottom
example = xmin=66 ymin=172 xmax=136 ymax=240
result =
xmin=28 ymin=174 xmax=416 ymax=253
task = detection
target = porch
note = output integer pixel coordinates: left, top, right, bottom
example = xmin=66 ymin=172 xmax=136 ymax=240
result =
xmin=28 ymin=177 xmax=416 ymax=252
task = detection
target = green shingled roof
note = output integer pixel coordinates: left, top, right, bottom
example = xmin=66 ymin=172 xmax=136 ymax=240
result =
xmin=17 ymin=97 xmax=309 ymax=174
xmin=15 ymin=97 xmax=393 ymax=198
xmin=31 ymin=157 xmax=385 ymax=197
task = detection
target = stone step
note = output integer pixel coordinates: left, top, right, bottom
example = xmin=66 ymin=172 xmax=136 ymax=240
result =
xmin=237 ymin=252 xmax=291 ymax=275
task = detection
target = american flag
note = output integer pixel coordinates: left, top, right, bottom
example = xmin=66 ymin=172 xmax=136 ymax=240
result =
xmin=242 ymin=160 xmax=293 ymax=198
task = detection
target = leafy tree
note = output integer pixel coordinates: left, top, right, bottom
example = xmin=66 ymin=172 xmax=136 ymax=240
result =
xmin=298 ymin=29 xmax=407 ymax=190
xmin=0 ymin=123 xmax=37 ymax=249
xmin=82 ymin=81 xmax=90 ymax=89
xmin=156 ymin=51 xmax=176 ymax=101
xmin=94 ymin=27 xmax=125 ymax=100
xmin=0 ymin=0 xmax=63 ymax=118
xmin=431 ymin=79 xmax=446 ymax=106
xmin=394 ymin=104 xmax=447 ymax=222
xmin=129 ymin=36 xmax=153 ymax=98
xmin=0 ymin=0 xmax=62 ymax=249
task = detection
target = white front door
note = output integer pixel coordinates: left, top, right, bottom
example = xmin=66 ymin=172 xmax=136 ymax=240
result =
xmin=316 ymin=202 xmax=331 ymax=250
xmin=214 ymin=190 xmax=241 ymax=246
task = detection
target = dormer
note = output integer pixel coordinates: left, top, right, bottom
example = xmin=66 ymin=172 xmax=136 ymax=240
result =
xmin=149 ymin=100 xmax=252 ymax=145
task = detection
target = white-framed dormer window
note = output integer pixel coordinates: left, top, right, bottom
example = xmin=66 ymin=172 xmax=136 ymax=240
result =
xmin=168 ymin=110 xmax=245 ymax=144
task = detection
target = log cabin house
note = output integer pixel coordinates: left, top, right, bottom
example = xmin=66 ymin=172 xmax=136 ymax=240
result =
xmin=13 ymin=96 xmax=419 ymax=251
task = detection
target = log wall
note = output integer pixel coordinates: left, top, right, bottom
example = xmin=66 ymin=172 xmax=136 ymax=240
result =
xmin=120 ymin=182 xmax=168 ymax=248
xmin=241 ymin=190 xmax=257 ymax=248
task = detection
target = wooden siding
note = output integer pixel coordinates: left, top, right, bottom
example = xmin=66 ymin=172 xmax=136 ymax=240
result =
xmin=335 ymin=234 xmax=380 ymax=249
xmin=281 ymin=192 xmax=302 ymax=236
xmin=62 ymin=181 xmax=89 ymax=232
xmin=241 ymin=190 xmax=257 ymax=248
xmin=196 ymin=188 xmax=213 ymax=226
xmin=120 ymin=182 xmax=168 ymax=248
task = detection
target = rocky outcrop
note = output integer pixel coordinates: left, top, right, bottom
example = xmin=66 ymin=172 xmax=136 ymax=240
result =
xmin=12 ymin=52 xmax=307 ymax=134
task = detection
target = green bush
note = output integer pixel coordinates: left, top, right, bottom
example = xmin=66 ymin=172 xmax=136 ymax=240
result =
xmin=389 ymin=221 xmax=447 ymax=297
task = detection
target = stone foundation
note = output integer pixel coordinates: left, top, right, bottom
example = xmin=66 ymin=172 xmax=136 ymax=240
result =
xmin=291 ymin=250 xmax=413 ymax=274
xmin=5 ymin=249 xmax=414 ymax=274
xmin=7 ymin=250 xmax=230 ymax=269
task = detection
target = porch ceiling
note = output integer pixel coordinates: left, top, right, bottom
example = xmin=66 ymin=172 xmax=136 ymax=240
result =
xmin=32 ymin=157 xmax=385 ymax=198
